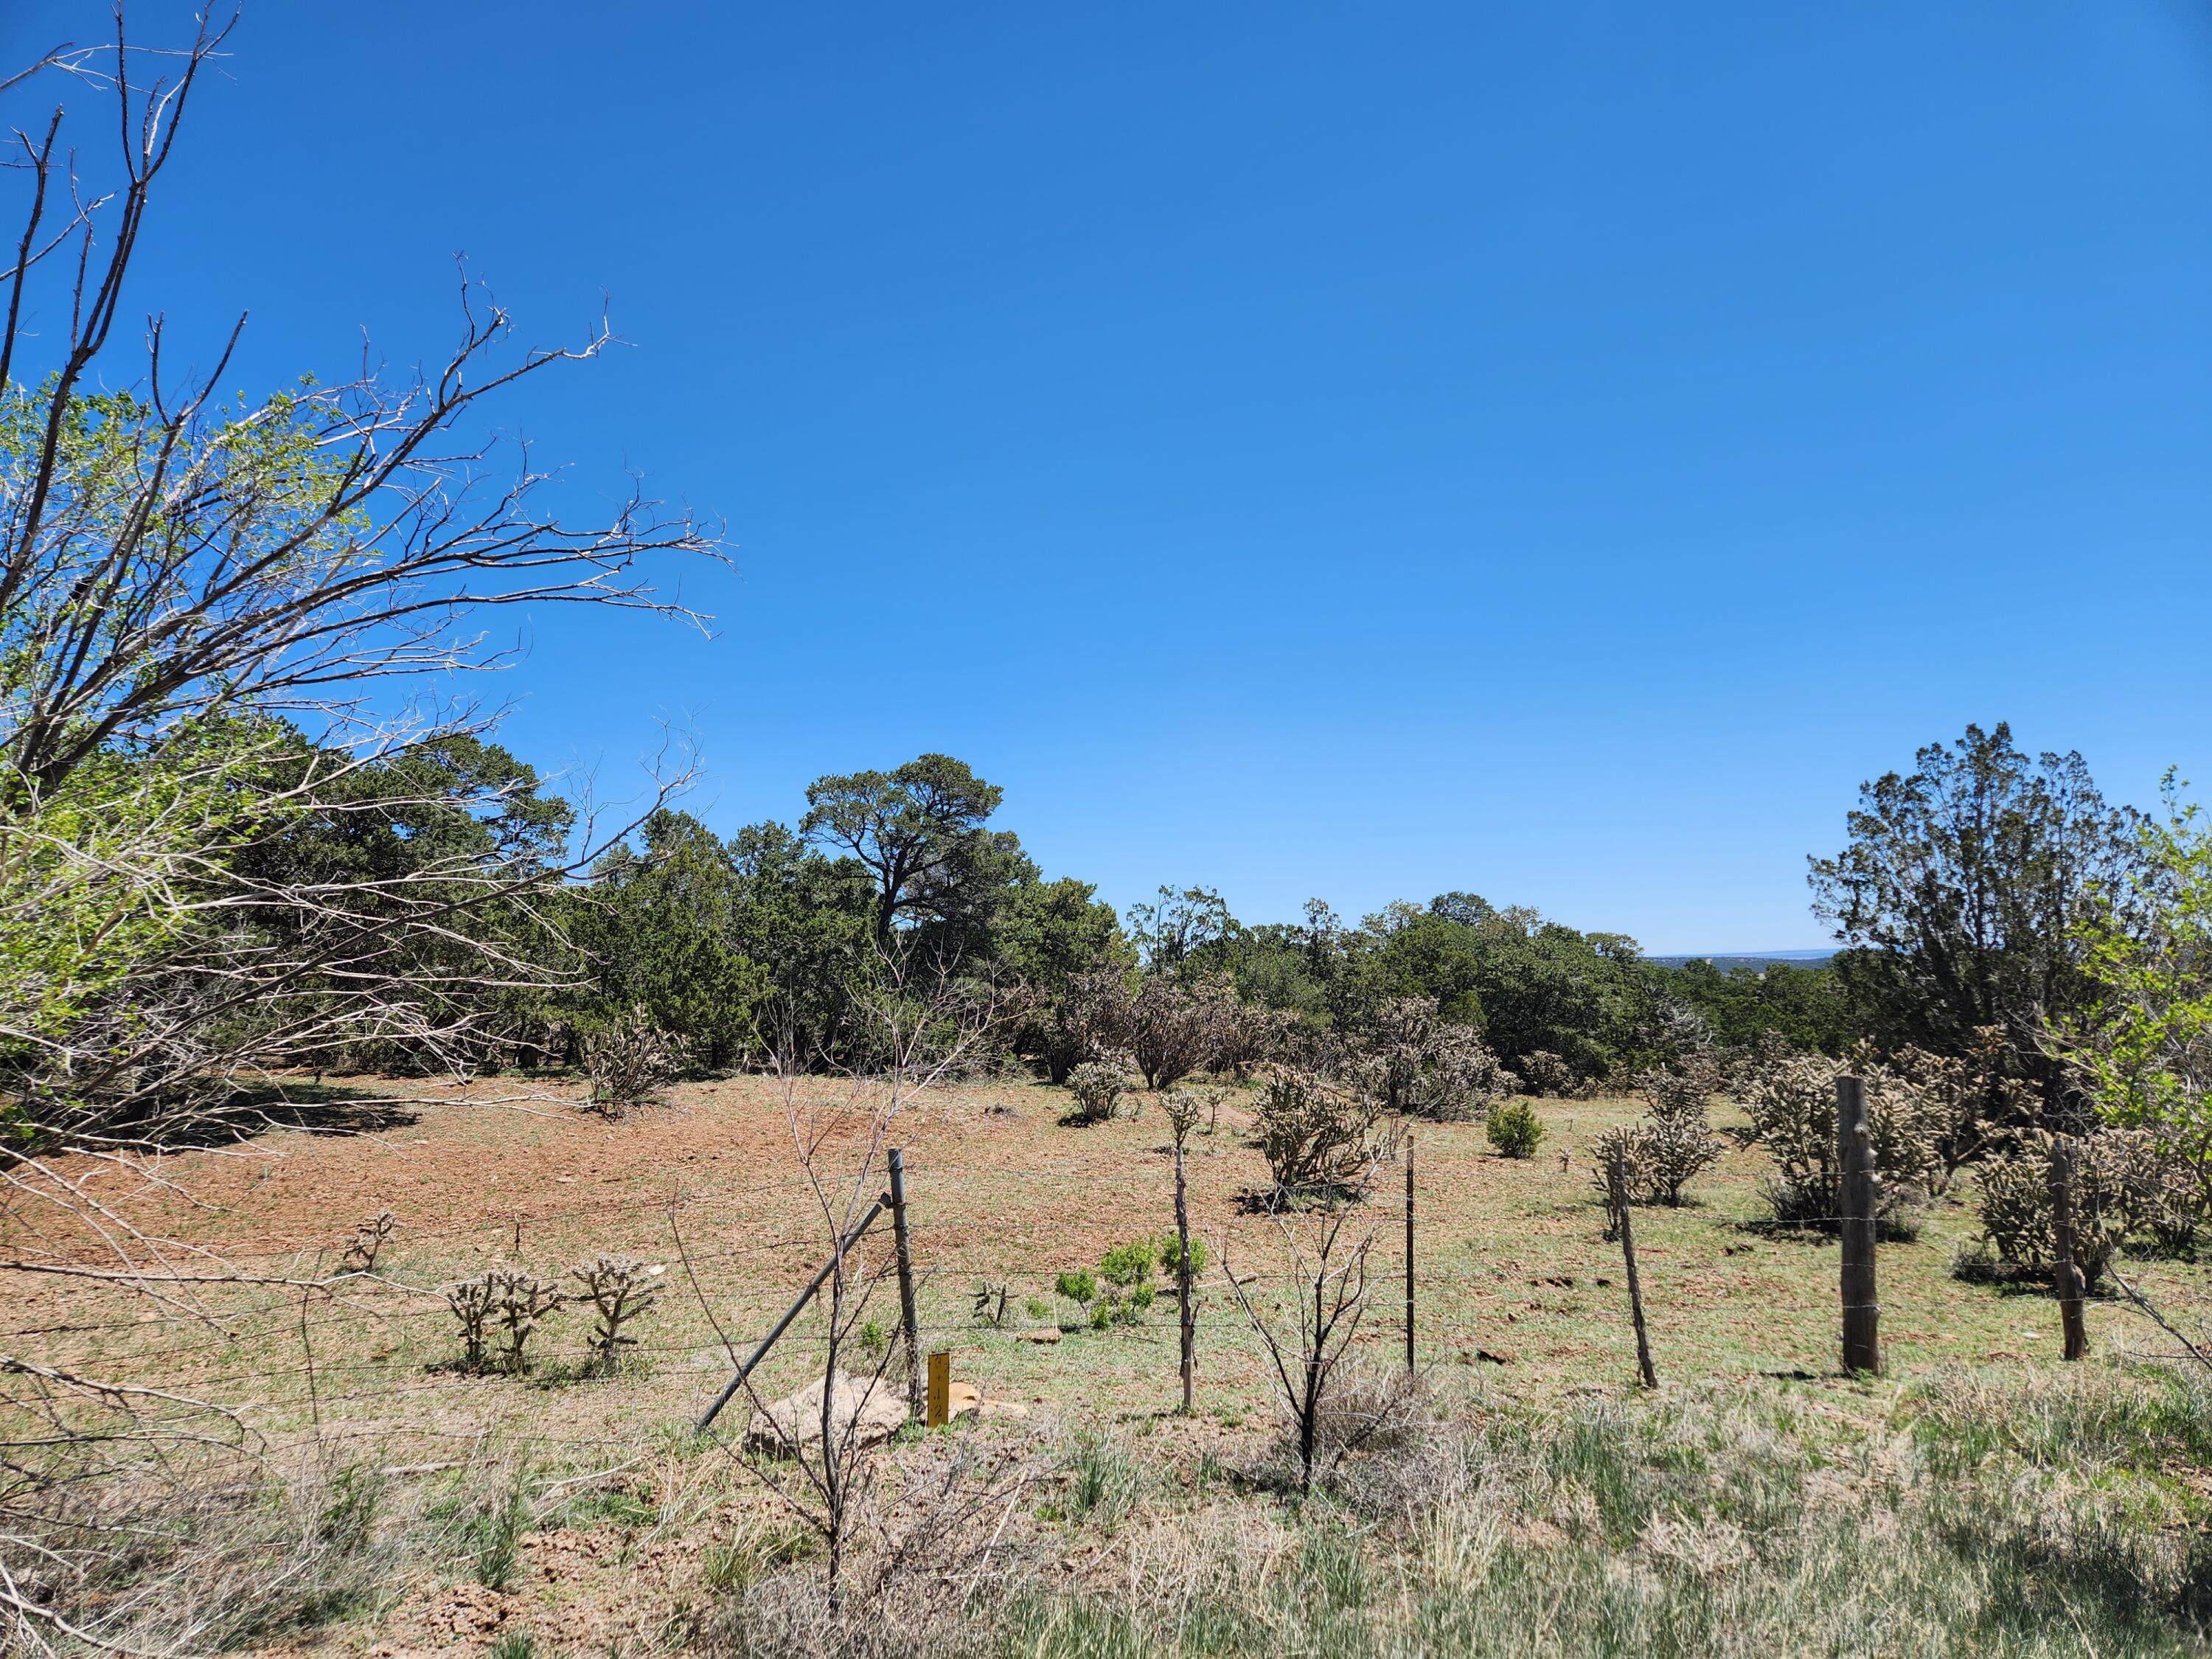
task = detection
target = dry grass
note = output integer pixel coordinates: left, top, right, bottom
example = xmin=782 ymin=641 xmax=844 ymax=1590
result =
xmin=11 ymin=1075 xmax=2212 ymax=1652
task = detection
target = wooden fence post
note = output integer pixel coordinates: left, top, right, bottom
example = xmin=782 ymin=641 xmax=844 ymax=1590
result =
xmin=1174 ymin=1138 xmax=1196 ymax=1413
xmin=2050 ymin=1137 xmax=2090 ymax=1361
xmin=1607 ymin=1146 xmax=1658 ymax=1388
xmin=888 ymin=1147 xmax=922 ymax=1419
xmin=1837 ymin=1074 xmax=1882 ymax=1376
xmin=1405 ymin=1141 xmax=1416 ymax=1377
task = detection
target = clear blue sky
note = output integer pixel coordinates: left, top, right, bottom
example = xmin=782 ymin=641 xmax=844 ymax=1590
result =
xmin=7 ymin=2 xmax=2209 ymax=952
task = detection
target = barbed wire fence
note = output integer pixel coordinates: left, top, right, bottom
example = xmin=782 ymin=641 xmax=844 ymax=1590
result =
xmin=9 ymin=1074 xmax=2199 ymax=1482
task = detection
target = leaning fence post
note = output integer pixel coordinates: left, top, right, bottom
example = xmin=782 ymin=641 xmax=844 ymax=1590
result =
xmin=1607 ymin=1146 xmax=1658 ymax=1388
xmin=697 ymin=1197 xmax=886 ymax=1431
xmin=2050 ymin=1136 xmax=2090 ymax=1361
xmin=888 ymin=1147 xmax=923 ymax=1418
xmin=1837 ymin=1074 xmax=1882 ymax=1376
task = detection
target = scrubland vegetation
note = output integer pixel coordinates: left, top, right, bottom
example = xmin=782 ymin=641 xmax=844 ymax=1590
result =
xmin=11 ymin=19 xmax=2212 ymax=1658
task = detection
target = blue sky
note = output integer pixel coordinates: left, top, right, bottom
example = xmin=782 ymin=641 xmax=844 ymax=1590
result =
xmin=6 ymin=2 xmax=2209 ymax=952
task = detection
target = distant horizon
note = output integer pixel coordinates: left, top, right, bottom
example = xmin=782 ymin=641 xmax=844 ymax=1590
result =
xmin=1646 ymin=947 xmax=1837 ymax=962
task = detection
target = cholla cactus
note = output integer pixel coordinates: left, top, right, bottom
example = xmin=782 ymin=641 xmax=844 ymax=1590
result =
xmin=492 ymin=1268 xmax=565 ymax=1371
xmin=341 ymin=1209 xmax=397 ymax=1274
xmin=443 ymin=1274 xmax=499 ymax=1371
xmin=1742 ymin=1053 xmax=1947 ymax=1225
xmin=441 ymin=1267 xmax=564 ymax=1373
xmin=1596 ymin=1047 xmax=1725 ymax=1211
xmin=1068 ymin=1060 xmax=1132 ymax=1124
xmin=1373 ymin=997 xmax=1515 ymax=1121
xmin=1253 ymin=1064 xmax=1394 ymax=1199
xmin=570 ymin=1253 xmax=661 ymax=1373
xmin=582 ymin=1004 xmax=681 ymax=1115
xmin=1976 ymin=1128 xmax=2201 ymax=1286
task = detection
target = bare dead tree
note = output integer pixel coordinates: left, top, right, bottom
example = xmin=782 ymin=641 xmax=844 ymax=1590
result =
xmin=1221 ymin=1145 xmax=1392 ymax=1495
xmin=0 ymin=15 xmax=721 ymax=1649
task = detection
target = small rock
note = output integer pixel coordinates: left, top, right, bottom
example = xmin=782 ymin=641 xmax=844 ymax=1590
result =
xmin=1018 ymin=1328 xmax=1062 ymax=1344
xmin=981 ymin=1399 xmax=1030 ymax=1419
xmin=947 ymin=1381 xmax=982 ymax=1420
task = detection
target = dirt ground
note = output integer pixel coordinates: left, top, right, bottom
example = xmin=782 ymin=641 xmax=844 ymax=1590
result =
xmin=14 ymin=1070 xmax=2203 ymax=1427
xmin=11 ymin=1071 xmax=2211 ymax=1652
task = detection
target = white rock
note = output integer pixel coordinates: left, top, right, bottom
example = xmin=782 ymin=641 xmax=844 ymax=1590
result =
xmin=743 ymin=1371 xmax=909 ymax=1455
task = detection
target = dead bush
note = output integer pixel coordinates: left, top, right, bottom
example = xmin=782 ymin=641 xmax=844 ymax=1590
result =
xmin=1211 ymin=998 xmax=1295 ymax=1080
xmin=1038 ymin=969 xmax=1133 ymax=1084
xmin=2 ymin=1455 xmax=403 ymax=1655
xmin=1127 ymin=973 xmax=1241 ymax=1090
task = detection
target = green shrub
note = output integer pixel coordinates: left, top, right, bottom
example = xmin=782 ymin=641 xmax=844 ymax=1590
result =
xmin=1098 ymin=1241 xmax=1156 ymax=1288
xmin=1486 ymin=1101 xmax=1544 ymax=1159
xmin=1155 ymin=1232 xmax=1208 ymax=1279
xmin=1056 ymin=1269 xmax=1096 ymax=1308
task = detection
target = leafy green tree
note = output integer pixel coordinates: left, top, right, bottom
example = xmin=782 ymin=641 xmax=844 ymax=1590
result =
xmin=2065 ymin=784 xmax=2212 ymax=1203
xmin=1649 ymin=959 xmax=1853 ymax=1056
xmin=995 ymin=876 xmax=1131 ymax=993
xmin=1809 ymin=723 xmax=2143 ymax=1115
xmin=800 ymin=754 xmax=1005 ymax=945
xmin=723 ymin=819 xmax=877 ymax=1062
xmin=1225 ymin=925 xmax=1333 ymax=1024
xmin=568 ymin=811 xmax=770 ymax=1071
xmin=1126 ymin=885 xmax=1239 ymax=973
xmin=0 ymin=731 xmax=270 ymax=1121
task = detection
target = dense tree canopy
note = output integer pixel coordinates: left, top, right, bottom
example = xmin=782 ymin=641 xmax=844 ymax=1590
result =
xmin=1809 ymin=722 xmax=2143 ymax=1113
xmin=800 ymin=754 xmax=1007 ymax=945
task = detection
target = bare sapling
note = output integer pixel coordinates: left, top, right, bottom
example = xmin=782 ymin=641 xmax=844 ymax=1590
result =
xmin=1162 ymin=1087 xmax=1205 ymax=1413
xmin=708 ymin=950 xmax=1002 ymax=1610
xmin=1222 ymin=1142 xmax=1395 ymax=1494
